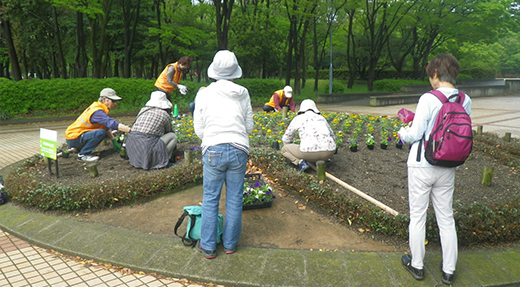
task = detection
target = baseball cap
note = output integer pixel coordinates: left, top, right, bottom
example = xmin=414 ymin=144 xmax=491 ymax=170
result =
xmin=100 ymin=88 xmax=122 ymax=101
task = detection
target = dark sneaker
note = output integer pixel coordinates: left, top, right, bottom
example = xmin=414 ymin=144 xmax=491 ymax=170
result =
xmin=196 ymin=241 xmax=216 ymax=259
xmin=224 ymin=247 xmax=236 ymax=254
xmin=401 ymin=254 xmax=424 ymax=280
xmin=298 ymin=160 xmax=309 ymax=172
xmin=77 ymin=154 xmax=99 ymax=162
xmin=441 ymin=270 xmax=454 ymax=285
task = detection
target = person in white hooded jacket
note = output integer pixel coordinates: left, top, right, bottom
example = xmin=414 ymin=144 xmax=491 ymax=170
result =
xmin=193 ymin=50 xmax=254 ymax=259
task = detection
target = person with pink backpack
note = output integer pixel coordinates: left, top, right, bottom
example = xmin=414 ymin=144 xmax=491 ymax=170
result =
xmin=398 ymin=54 xmax=472 ymax=285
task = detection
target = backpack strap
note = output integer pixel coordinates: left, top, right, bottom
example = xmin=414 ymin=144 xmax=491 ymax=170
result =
xmin=429 ymin=89 xmax=465 ymax=104
xmin=174 ymin=210 xmax=189 ymax=238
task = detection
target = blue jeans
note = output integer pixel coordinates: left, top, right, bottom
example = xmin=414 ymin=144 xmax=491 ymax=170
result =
xmin=66 ymin=129 xmax=106 ymax=155
xmin=200 ymin=144 xmax=248 ymax=251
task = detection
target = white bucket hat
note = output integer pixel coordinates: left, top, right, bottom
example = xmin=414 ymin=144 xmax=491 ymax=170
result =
xmin=284 ymin=86 xmax=293 ymax=98
xmin=298 ymin=99 xmax=320 ymax=114
xmin=146 ymin=91 xmax=172 ymax=109
xmin=100 ymin=88 xmax=122 ymax=101
xmin=207 ymin=50 xmax=242 ymax=80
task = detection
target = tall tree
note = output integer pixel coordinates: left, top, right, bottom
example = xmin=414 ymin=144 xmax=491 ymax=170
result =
xmin=0 ymin=17 xmax=22 ymax=80
xmin=214 ymin=0 xmax=234 ymax=50
xmin=284 ymin=0 xmax=318 ymax=93
xmin=118 ymin=0 xmax=141 ymax=78
xmin=360 ymin=0 xmax=417 ymax=91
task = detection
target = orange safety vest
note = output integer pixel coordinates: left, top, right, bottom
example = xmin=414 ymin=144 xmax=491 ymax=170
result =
xmin=154 ymin=62 xmax=183 ymax=94
xmin=65 ymin=101 xmax=109 ymax=140
xmin=265 ymin=90 xmax=290 ymax=108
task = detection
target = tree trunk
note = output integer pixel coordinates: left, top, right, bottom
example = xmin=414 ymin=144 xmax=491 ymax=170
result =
xmin=75 ymin=12 xmax=88 ymax=78
xmin=0 ymin=20 xmax=22 ymax=81
xmin=214 ymin=0 xmax=234 ymax=50
xmin=52 ymin=6 xmax=68 ymax=79
xmin=122 ymin=0 xmax=142 ymax=78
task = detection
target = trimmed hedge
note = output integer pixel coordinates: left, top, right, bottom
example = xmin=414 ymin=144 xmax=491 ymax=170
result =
xmin=0 ymin=78 xmax=286 ymax=117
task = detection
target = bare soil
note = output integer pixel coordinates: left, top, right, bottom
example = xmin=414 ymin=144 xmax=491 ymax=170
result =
xmin=31 ymin=136 xmax=520 ymax=252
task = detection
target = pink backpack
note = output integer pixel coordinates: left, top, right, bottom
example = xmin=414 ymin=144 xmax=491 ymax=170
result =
xmin=420 ymin=90 xmax=473 ymax=167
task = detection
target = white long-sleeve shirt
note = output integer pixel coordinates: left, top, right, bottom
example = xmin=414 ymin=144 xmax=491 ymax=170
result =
xmin=193 ymin=80 xmax=254 ymax=151
xmin=398 ymin=88 xmax=472 ymax=168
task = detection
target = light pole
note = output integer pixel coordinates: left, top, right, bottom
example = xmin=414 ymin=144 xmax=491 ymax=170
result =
xmin=328 ymin=0 xmax=333 ymax=94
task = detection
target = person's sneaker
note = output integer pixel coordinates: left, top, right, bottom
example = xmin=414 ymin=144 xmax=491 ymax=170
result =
xmin=298 ymin=160 xmax=309 ymax=172
xmin=77 ymin=154 xmax=99 ymax=162
xmin=224 ymin=247 xmax=236 ymax=254
xmin=196 ymin=241 xmax=216 ymax=259
xmin=401 ymin=254 xmax=424 ymax=280
xmin=441 ymin=270 xmax=454 ymax=285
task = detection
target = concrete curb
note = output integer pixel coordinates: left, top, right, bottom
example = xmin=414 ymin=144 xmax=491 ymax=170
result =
xmin=1 ymin=203 xmax=520 ymax=286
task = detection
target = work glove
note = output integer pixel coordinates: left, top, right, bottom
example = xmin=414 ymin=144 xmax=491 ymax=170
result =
xmin=112 ymin=139 xmax=122 ymax=153
xmin=178 ymin=84 xmax=188 ymax=95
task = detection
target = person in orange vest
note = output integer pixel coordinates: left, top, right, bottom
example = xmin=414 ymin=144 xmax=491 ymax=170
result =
xmin=65 ymin=88 xmax=132 ymax=162
xmin=154 ymin=56 xmax=192 ymax=102
xmin=263 ymin=86 xmax=295 ymax=113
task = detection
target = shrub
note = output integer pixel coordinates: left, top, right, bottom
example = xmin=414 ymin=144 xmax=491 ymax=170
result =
xmin=373 ymin=79 xmax=429 ymax=92
xmin=460 ymin=67 xmax=496 ymax=79
xmin=323 ymin=81 xmax=345 ymax=93
xmin=235 ymin=78 xmax=284 ymax=101
xmin=5 ymin=155 xmax=203 ymax=211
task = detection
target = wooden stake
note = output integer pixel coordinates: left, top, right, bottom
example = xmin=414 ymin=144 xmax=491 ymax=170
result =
xmin=504 ymin=132 xmax=512 ymax=142
xmin=184 ymin=150 xmax=193 ymax=164
xmin=316 ymin=161 xmax=326 ymax=181
xmin=477 ymin=126 xmax=483 ymax=135
xmin=480 ymin=167 xmax=494 ymax=186
xmin=87 ymin=163 xmax=99 ymax=178
xmin=282 ymin=106 xmax=288 ymax=119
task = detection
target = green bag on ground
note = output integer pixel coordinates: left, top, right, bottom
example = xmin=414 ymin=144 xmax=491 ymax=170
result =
xmin=174 ymin=206 xmax=223 ymax=247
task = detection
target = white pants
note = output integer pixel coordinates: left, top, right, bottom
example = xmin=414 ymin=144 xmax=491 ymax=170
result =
xmin=408 ymin=166 xmax=457 ymax=274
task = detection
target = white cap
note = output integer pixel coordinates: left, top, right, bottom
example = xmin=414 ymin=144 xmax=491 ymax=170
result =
xmin=284 ymin=86 xmax=293 ymax=98
xmin=207 ymin=50 xmax=243 ymax=80
xmin=100 ymin=88 xmax=122 ymax=101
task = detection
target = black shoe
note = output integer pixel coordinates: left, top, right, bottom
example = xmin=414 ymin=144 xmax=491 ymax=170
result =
xmin=401 ymin=254 xmax=425 ymax=280
xmin=441 ymin=270 xmax=454 ymax=285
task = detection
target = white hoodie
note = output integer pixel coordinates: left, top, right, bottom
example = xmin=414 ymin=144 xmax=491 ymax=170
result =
xmin=193 ymin=80 xmax=254 ymax=149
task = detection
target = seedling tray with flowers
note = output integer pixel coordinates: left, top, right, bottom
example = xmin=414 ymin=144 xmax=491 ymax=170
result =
xmin=243 ymin=173 xmax=275 ymax=210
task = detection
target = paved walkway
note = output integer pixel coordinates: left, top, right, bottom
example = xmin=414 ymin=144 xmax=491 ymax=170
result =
xmin=1 ymin=96 xmax=520 ymax=286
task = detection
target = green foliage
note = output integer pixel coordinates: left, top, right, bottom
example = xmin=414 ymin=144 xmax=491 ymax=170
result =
xmin=5 ymin=155 xmax=203 ymax=211
xmin=323 ymin=81 xmax=346 ymax=93
xmin=0 ymin=78 xmax=157 ymax=116
xmin=460 ymin=67 xmax=497 ymax=79
xmin=373 ymin=79 xmax=429 ymax=92
xmin=234 ymin=79 xmax=285 ymax=101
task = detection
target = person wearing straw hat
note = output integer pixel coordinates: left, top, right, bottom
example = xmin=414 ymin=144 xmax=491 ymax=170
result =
xmin=125 ymin=91 xmax=177 ymax=170
xmin=193 ymin=50 xmax=254 ymax=259
xmin=263 ymin=85 xmax=295 ymax=112
xmin=65 ymin=88 xmax=131 ymax=162
xmin=281 ymin=99 xmax=336 ymax=172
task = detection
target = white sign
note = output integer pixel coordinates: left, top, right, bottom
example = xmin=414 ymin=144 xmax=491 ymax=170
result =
xmin=40 ymin=128 xmax=57 ymax=160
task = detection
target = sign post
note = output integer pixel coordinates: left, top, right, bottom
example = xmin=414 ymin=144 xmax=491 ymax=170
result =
xmin=40 ymin=128 xmax=59 ymax=178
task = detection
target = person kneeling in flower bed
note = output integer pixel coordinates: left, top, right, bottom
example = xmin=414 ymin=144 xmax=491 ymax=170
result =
xmin=281 ymin=99 xmax=336 ymax=172
xmin=243 ymin=181 xmax=275 ymax=206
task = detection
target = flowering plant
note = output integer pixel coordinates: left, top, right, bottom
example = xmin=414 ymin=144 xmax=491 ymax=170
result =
xmin=243 ymin=181 xmax=275 ymax=205
xmin=365 ymin=134 xmax=375 ymax=146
